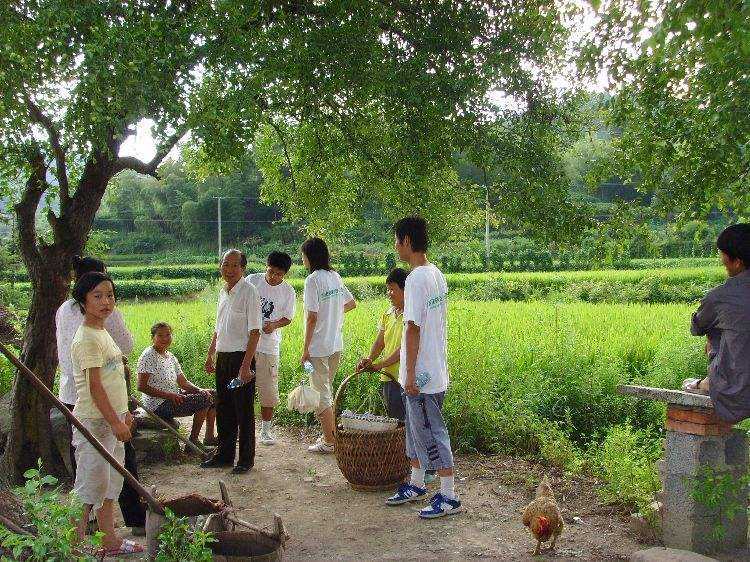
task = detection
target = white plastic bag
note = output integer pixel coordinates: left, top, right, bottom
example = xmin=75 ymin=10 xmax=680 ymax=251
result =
xmin=287 ymin=383 xmax=320 ymax=414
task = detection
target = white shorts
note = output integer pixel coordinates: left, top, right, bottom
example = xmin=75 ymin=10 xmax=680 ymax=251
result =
xmin=255 ymin=352 xmax=280 ymax=408
xmin=309 ymin=352 xmax=341 ymax=414
xmin=72 ymin=414 xmax=126 ymax=511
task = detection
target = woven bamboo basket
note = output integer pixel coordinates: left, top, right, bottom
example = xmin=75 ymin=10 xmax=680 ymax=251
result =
xmin=333 ymin=371 xmax=409 ymax=491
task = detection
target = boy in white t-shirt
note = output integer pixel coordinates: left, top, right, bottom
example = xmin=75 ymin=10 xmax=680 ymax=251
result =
xmin=246 ymin=252 xmax=296 ymax=445
xmin=385 ymin=216 xmax=462 ymax=519
xmin=301 ymin=238 xmax=356 ymax=453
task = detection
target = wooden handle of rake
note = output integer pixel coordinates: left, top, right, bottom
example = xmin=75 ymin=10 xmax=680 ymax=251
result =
xmin=0 ymin=342 xmax=164 ymax=515
xmin=130 ymin=395 xmax=211 ymax=458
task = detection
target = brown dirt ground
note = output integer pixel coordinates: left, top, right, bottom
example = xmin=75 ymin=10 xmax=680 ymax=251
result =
xmin=115 ymin=424 xmax=653 ymax=561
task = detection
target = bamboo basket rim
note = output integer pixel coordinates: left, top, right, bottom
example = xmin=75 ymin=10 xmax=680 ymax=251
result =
xmin=332 ymin=370 xmax=399 ymax=437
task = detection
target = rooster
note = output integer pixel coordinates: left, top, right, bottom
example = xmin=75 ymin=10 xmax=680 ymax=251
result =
xmin=522 ymin=476 xmax=564 ymax=556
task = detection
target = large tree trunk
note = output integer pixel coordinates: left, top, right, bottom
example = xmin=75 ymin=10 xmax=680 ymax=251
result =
xmin=2 ymin=257 xmax=72 ymax=482
xmin=0 ymin=152 xmax=110 ymax=484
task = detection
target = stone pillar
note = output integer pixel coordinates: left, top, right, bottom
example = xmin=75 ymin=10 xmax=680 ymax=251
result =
xmin=618 ymin=385 xmax=750 ymax=557
xmin=662 ymin=407 xmax=748 ymax=554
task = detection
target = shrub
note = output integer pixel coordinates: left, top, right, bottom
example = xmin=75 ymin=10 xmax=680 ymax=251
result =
xmin=0 ymin=462 xmax=101 ymax=561
xmin=588 ymin=423 xmax=662 ymax=513
xmin=155 ymin=508 xmax=214 ymax=562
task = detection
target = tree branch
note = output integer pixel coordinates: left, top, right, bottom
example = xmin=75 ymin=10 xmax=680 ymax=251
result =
xmin=268 ymin=120 xmax=299 ymax=194
xmin=112 ymin=126 xmax=186 ymax=178
xmin=14 ymin=145 xmax=48 ymax=270
xmin=23 ymin=94 xmax=70 ymax=206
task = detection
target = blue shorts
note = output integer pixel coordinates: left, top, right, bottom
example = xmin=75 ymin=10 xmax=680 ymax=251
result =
xmin=402 ymin=391 xmax=454 ymax=471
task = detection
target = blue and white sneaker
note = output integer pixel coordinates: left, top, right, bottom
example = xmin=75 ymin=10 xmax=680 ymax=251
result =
xmin=418 ymin=493 xmax=463 ymax=518
xmin=386 ymin=483 xmax=428 ymax=506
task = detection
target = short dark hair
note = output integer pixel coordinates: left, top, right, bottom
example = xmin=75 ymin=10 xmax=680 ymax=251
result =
xmin=71 ymin=255 xmax=105 ymax=281
xmin=717 ymin=224 xmax=750 ymax=265
xmin=301 ymin=238 xmax=331 ymax=272
xmin=150 ymin=322 xmax=172 ymax=338
xmin=394 ymin=216 xmax=429 ymax=252
xmin=386 ymin=267 xmax=408 ymax=290
xmin=267 ymin=251 xmax=293 ymax=273
xmin=71 ymin=272 xmax=115 ymax=314
xmin=221 ymin=249 xmax=247 ymax=268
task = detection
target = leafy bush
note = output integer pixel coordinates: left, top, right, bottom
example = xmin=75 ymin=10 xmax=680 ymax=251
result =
xmin=588 ymin=424 xmax=662 ymax=513
xmin=0 ymin=462 xmax=101 ymax=561
xmin=155 ymin=508 xmax=214 ymax=562
xmin=0 ymin=354 xmax=15 ymax=397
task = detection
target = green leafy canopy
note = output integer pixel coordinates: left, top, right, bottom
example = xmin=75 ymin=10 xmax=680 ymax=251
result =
xmin=1 ymin=0 xmax=570 ymax=241
xmin=580 ymin=0 xmax=750 ymax=220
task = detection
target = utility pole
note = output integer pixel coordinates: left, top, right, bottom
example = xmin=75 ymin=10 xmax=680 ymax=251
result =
xmin=214 ymin=196 xmax=223 ymax=259
xmin=484 ymin=167 xmax=490 ymax=270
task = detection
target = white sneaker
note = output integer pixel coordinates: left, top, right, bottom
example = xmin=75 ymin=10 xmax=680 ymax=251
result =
xmin=259 ymin=429 xmax=277 ymax=445
xmin=307 ymin=440 xmax=335 ymax=454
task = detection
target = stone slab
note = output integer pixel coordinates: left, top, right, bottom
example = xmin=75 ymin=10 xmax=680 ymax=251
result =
xmin=134 ymin=409 xmax=181 ymax=432
xmin=630 ymin=547 xmax=718 ymax=562
xmin=131 ymin=428 xmax=180 ymax=465
xmin=619 ymin=385 xmax=713 ymax=409
xmin=50 ymin=408 xmax=73 ymax=475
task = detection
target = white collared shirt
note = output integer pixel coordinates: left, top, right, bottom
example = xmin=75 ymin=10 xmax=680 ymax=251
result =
xmin=215 ymin=277 xmax=262 ymax=353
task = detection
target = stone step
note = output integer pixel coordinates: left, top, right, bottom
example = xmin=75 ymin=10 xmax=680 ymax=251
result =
xmin=131 ymin=428 xmax=181 ymax=465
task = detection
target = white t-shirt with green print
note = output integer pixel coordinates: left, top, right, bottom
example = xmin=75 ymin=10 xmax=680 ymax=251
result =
xmin=303 ymin=269 xmax=354 ymax=357
xmin=400 ymin=263 xmax=449 ymax=394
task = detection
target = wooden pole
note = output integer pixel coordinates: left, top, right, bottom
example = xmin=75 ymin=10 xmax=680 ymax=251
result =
xmin=130 ymin=395 xmax=210 ymax=458
xmin=0 ymin=342 xmax=164 ymax=515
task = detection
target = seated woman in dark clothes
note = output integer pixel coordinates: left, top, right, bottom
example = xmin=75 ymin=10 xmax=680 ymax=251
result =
xmin=686 ymin=224 xmax=750 ymax=423
xmin=137 ymin=322 xmax=216 ymax=449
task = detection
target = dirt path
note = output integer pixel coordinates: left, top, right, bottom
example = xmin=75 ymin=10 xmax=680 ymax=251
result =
xmin=131 ymin=425 xmax=650 ymax=561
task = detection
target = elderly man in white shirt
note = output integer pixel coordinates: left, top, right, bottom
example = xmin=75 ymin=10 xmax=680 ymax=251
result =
xmin=200 ymin=249 xmax=262 ymax=474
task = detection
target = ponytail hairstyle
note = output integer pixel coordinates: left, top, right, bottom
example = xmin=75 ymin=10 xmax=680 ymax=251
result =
xmin=71 ymin=255 xmax=106 ymax=282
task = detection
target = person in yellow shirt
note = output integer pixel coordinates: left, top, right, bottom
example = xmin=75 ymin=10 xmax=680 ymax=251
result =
xmin=357 ymin=268 xmax=408 ymax=419
xmin=70 ymin=272 xmax=143 ymax=557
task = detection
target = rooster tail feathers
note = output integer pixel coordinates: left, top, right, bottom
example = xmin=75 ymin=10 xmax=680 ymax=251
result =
xmin=536 ymin=476 xmax=554 ymax=499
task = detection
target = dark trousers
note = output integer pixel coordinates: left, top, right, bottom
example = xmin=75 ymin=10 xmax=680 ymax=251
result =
xmin=381 ymin=381 xmax=406 ymax=421
xmin=64 ymin=403 xmax=146 ymax=528
xmin=120 ymin=441 xmax=146 ymax=527
xmin=215 ymin=351 xmax=256 ymax=467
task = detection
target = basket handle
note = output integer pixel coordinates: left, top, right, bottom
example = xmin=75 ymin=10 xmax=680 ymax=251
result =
xmin=332 ymin=369 xmax=400 ymax=437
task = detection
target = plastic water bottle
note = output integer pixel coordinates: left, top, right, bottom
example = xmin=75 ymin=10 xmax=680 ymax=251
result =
xmin=303 ymin=361 xmax=314 ymax=375
xmin=227 ymin=374 xmax=253 ymax=389
xmin=415 ymin=372 xmax=431 ymax=389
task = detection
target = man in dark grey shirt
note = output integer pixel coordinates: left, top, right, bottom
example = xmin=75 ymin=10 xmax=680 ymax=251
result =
xmin=688 ymin=224 xmax=750 ymax=423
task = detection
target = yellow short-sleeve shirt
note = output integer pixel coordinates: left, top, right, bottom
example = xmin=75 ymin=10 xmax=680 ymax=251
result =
xmin=378 ymin=307 xmax=403 ymax=382
xmin=70 ymin=324 xmax=128 ymax=419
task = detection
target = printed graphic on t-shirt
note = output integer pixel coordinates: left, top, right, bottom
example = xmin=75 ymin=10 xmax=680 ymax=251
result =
xmin=104 ymin=356 xmax=124 ymax=378
xmin=261 ymin=297 xmax=275 ymax=319
xmin=426 ymin=293 xmax=447 ymax=310
xmin=320 ymin=288 xmax=342 ymax=301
